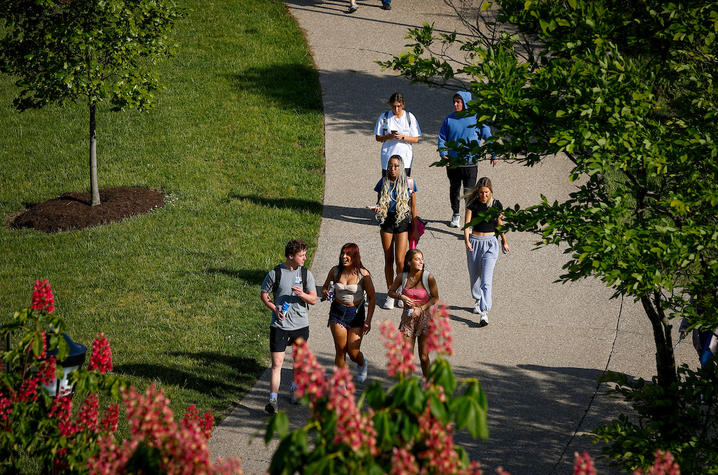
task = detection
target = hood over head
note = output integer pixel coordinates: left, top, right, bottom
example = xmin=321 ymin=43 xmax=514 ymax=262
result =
xmin=454 ymin=91 xmax=472 ymax=111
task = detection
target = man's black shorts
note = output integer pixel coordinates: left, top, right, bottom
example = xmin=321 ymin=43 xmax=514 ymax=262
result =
xmin=269 ymin=326 xmax=310 ymax=353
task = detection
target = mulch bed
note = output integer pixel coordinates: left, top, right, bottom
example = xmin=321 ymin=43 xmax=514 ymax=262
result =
xmin=11 ymin=187 xmax=165 ymax=233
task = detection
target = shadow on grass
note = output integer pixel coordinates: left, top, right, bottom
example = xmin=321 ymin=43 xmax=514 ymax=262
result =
xmin=229 ymin=193 xmax=378 ymax=227
xmin=115 ymin=354 xmax=264 ymax=397
xmin=206 ymin=267 xmax=267 ymax=285
xmin=228 ymin=193 xmax=323 ymax=215
xmin=230 ymin=63 xmax=322 ymax=113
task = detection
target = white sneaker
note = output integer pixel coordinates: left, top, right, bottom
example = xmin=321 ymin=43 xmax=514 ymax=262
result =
xmin=449 ymin=214 xmax=461 ymax=228
xmin=355 ymin=358 xmax=369 ymax=383
xmin=382 ymin=296 xmax=395 ymax=309
xmin=473 ymin=300 xmax=482 ymax=314
xmin=479 ymin=313 xmax=489 ymax=327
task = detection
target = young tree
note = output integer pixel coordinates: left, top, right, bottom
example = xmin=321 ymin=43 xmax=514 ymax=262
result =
xmin=380 ymin=0 xmax=718 ymax=389
xmin=0 ymin=0 xmax=182 ymax=206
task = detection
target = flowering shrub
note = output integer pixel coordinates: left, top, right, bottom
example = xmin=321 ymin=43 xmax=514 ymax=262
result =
xmin=88 ymin=384 xmax=242 ymax=474
xmin=0 ymin=281 xmax=125 ymax=472
xmin=572 ymin=450 xmax=681 ymax=475
xmin=266 ymin=305 xmax=489 ymax=474
xmin=267 ymin=304 xmax=685 ymax=474
xmin=1 ymin=280 xmax=242 ymax=474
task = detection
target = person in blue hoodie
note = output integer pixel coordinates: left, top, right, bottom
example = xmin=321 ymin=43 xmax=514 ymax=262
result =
xmin=438 ymin=91 xmax=496 ymax=228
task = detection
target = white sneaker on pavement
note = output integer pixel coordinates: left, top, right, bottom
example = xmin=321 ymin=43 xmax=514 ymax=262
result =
xmin=473 ymin=300 xmax=482 ymax=314
xmin=479 ymin=313 xmax=489 ymax=327
xmin=355 ymin=358 xmax=369 ymax=383
xmin=449 ymin=214 xmax=461 ymax=228
xmin=382 ymin=296 xmax=395 ymax=309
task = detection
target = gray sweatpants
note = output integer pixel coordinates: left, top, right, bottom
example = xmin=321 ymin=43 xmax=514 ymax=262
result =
xmin=466 ymin=234 xmax=499 ymax=313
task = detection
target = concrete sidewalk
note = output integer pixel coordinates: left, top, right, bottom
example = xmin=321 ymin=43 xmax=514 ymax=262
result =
xmin=210 ymin=1 xmax=694 ymax=473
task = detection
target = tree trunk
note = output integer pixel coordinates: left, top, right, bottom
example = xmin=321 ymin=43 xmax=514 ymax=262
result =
xmin=641 ymin=293 xmax=678 ymax=389
xmin=89 ymin=101 xmax=100 ymax=206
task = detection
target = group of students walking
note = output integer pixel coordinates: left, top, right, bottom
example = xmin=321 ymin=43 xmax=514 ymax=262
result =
xmin=259 ymin=90 xmax=509 ymax=414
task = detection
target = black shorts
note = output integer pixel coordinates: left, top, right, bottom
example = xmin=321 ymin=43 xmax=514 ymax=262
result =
xmin=380 ymin=211 xmax=411 ymax=234
xmin=328 ymin=300 xmax=366 ymax=329
xmin=269 ymin=326 xmax=310 ymax=353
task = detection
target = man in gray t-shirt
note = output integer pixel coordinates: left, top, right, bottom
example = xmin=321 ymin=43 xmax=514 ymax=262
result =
xmin=260 ymin=239 xmax=317 ymax=414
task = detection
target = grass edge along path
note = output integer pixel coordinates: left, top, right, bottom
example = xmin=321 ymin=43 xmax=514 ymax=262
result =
xmin=0 ymin=0 xmax=324 ymax=423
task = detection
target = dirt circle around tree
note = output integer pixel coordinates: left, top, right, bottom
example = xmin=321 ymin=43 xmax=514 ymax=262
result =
xmin=11 ymin=187 xmax=165 ymax=233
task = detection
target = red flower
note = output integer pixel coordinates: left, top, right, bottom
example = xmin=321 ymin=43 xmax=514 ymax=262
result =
xmin=89 ymin=333 xmax=113 ymax=373
xmin=574 ymin=451 xmax=595 ymax=475
xmin=30 ymin=280 xmax=55 ymax=313
xmin=425 ymin=305 xmax=454 ymax=356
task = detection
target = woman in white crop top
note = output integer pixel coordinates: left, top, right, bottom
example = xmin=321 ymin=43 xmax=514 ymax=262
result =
xmin=321 ymin=243 xmax=376 ymax=383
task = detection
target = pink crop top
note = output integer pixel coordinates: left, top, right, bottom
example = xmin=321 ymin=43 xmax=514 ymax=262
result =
xmin=402 ymin=287 xmax=429 ymax=305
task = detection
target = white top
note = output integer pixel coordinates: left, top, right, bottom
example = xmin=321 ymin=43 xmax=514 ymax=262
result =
xmin=373 ymin=110 xmax=422 ymax=169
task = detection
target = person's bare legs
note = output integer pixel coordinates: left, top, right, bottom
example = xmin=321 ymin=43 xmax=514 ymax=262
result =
xmin=394 ymin=231 xmax=409 ymax=279
xmin=270 ymin=351 xmax=285 ymax=394
xmin=381 ymin=230 xmax=395 ymax=289
xmin=417 ymin=332 xmax=431 ymax=377
xmin=346 ymin=327 xmax=365 ymax=366
xmin=329 ymin=322 xmax=349 ymax=368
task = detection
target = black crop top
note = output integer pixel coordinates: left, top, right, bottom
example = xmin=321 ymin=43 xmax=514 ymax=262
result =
xmin=467 ymin=199 xmax=503 ymax=233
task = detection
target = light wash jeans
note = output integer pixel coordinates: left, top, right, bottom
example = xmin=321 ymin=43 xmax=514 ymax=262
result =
xmin=466 ymin=234 xmax=499 ymax=313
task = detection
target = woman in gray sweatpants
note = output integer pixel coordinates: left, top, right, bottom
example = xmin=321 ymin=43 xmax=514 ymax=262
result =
xmin=463 ymin=177 xmax=509 ymax=326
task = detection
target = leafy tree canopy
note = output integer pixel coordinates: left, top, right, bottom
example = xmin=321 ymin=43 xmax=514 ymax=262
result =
xmin=0 ymin=0 xmax=181 ymax=111
xmin=381 ymin=0 xmax=718 ymax=386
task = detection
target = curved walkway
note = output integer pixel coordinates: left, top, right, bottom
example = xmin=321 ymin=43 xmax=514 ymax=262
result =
xmin=210 ymin=1 xmax=693 ymax=473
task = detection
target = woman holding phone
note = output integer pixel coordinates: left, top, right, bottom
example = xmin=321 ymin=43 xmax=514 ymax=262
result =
xmin=374 ymin=92 xmax=421 ymax=177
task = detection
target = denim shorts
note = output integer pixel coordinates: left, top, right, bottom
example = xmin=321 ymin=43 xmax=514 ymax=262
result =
xmin=328 ymin=300 xmax=366 ymax=329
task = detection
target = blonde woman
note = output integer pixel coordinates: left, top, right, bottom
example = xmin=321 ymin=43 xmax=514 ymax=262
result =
xmin=373 ymin=155 xmax=418 ymax=309
xmin=464 ymin=176 xmax=509 ymax=326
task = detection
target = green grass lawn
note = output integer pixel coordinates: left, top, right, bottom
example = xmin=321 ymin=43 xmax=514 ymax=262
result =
xmin=0 ymin=0 xmax=323 ymax=421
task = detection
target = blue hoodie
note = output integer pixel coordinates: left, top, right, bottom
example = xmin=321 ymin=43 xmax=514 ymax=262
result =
xmin=437 ymin=91 xmax=492 ymax=165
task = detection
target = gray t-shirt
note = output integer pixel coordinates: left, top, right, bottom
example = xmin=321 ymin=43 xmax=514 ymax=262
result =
xmin=261 ymin=264 xmax=315 ymax=330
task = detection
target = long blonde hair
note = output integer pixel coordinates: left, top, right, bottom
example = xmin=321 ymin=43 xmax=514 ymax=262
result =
xmin=377 ymin=156 xmax=411 ymax=224
xmin=464 ymin=176 xmax=494 ymax=208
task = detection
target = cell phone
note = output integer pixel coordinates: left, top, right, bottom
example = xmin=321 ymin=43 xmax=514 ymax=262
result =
xmin=391 ymin=130 xmax=398 ymax=134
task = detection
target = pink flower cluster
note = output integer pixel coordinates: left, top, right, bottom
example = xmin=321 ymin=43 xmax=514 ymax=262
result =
xmin=183 ymin=404 xmax=215 ymax=439
xmin=31 ymin=279 xmax=55 ymax=313
xmin=292 ymin=338 xmax=327 ymax=404
xmin=425 ymin=305 xmax=454 ymax=356
xmin=573 ymin=451 xmax=595 ymax=475
xmin=417 ymin=406 xmax=466 ymax=474
xmin=88 ymin=333 xmax=113 ymax=373
xmin=326 ymin=366 xmax=378 ymax=455
xmin=0 ymin=357 xmax=56 ymax=431
xmin=379 ymin=320 xmax=416 ymax=377
xmin=573 ymin=450 xmax=680 ymax=475
xmin=391 ymin=446 xmax=419 ymax=475
xmin=634 ymin=450 xmax=680 ymax=475
xmin=48 ymin=392 xmax=119 ymax=440
xmin=88 ymin=384 xmax=242 ymax=474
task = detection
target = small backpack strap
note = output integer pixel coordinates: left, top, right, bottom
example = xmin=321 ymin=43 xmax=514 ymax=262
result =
xmin=396 ymin=272 xmax=408 ymax=295
xmin=271 ymin=265 xmax=282 ymax=295
xmin=422 ymin=270 xmax=431 ymax=299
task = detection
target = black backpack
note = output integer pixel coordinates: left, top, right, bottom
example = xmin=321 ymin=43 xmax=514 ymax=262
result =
xmin=271 ymin=265 xmax=309 ymax=307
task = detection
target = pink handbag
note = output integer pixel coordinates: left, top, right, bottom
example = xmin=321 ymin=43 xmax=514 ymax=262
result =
xmin=409 ymin=217 xmax=427 ymax=250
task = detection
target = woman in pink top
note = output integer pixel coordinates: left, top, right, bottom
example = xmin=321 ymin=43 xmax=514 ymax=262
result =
xmin=387 ymin=249 xmax=439 ymax=376
xmin=321 ymin=243 xmax=376 ymax=382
